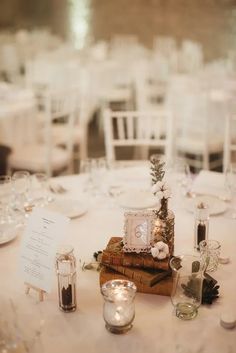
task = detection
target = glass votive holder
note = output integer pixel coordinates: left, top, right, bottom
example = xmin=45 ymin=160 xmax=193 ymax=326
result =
xmin=170 ymin=255 xmax=205 ymax=320
xmin=199 ymin=240 xmax=221 ymax=272
xmin=101 ymin=279 xmax=137 ymax=334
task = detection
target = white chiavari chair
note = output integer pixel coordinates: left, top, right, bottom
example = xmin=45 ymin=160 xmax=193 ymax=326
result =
xmin=8 ymin=88 xmax=76 ymax=177
xmin=223 ymin=114 xmax=236 ymax=172
xmin=104 ymin=109 xmax=174 ymax=164
xmin=174 ymin=91 xmax=223 ymax=170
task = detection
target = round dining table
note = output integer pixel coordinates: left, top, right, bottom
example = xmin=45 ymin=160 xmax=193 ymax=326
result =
xmin=1 ymin=166 xmax=236 ymax=353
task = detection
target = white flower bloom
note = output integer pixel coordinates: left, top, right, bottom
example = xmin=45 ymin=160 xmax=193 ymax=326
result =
xmin=163 ymin=188 xmax=172 ymax=199
xmin=152 ymin=181 xmax=171 ymax=200
xmin=157 ymin=251 xmax=167 ymax=260
xmin=151 ymin=241 xmax=169 ymax=260
xmin=155 ymin=241 xmax=166 ymax=250
xmin=151 ymin=247 xmax=159 ymax=258
xmin=151 ymin=181 xmax=164 ymax=194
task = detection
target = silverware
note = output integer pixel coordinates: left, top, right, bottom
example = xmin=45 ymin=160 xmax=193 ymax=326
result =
xmin=49 ymin=184 xmax=67 ymax=194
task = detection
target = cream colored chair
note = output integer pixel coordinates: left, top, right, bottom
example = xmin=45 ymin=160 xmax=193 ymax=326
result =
xmin=223 ymin=114 xmax=236 ymax=172
xmin=8 ymin=88 xmax=77 ymax=177
xmin=175 ymin=91 xmax=223 ymax=170
xmin=104 ymin=109 xmax=174 ymax=164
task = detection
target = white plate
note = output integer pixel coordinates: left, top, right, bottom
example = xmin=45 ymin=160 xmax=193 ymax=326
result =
xmin=0 ymin=223 xmax=18 ymax=245
xmin=185 ymin=195 xmax=227 ymax=215
xmin=115 ymin=189 xmax=158 ymax=210
xmin=47 ymin=199 xmax=88 ymax=219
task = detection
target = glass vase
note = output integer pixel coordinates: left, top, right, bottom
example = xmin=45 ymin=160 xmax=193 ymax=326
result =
xmin=152 ymin=197 xmax=175 ymax=255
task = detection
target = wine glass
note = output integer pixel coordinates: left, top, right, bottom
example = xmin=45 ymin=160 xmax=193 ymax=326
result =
xmin=0 ymin=175 xmax=12 ymax=223
xmin=12 ymin=170 xmax=30 ymax=219
xmin=80 ymin=158 xmax=94 ymax=192
xmin=30 ymin=173 xmax=50 ymax=207
xmin=225 ymin=163 xmax=236 ymax=219
xmin=0 ymin=175 xmax=18 ymax=241
xmin=173 ymin=158 xmax=192 ymax=197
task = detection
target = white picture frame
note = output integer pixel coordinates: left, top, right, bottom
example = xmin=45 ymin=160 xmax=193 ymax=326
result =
xmin=123 ymin=211 xmax=155 ymax=253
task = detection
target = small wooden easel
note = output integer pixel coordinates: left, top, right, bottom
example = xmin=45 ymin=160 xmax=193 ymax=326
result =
xmin=25 ymin=282 xmax=46 ymax=302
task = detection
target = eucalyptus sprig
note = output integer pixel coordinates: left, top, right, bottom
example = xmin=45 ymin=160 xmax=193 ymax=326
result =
xmin=150 ymin=156 xmax=165 ymax=185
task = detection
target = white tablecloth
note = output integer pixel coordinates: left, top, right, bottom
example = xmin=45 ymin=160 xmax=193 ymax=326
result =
xmin=1 ymin=167 xmax=236 ymax=353
xmin=0 ymin=83 xmax=36 ymax=148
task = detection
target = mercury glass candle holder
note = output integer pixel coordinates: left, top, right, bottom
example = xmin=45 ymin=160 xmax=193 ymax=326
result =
xmin=101 ymin=279 xmax=137 ymax=334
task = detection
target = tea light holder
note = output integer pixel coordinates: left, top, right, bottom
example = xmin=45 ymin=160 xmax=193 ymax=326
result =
xmin=101 ymin=279 xmax=137 ymax=334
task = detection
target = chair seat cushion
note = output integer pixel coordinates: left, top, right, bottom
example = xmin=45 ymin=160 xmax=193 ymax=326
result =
xmin=177 ymin=136 xmax=223 ymax=154
xmin=8 ymin=145 xmax=70 ymax=172
xmin=52 ymin=124 xmax=86 ymax=146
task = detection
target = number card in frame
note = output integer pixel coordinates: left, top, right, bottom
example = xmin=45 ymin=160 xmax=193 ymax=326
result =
xmin=123 ymin=211 xmax=155 ymax=253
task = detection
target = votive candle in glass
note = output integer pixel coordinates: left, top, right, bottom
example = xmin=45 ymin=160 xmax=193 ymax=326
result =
xmin=101 ymin=279 xmax=137 ymax=334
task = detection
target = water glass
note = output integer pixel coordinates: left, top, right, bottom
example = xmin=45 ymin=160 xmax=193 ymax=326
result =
xmin=0 ymin=175 xmax=12 ymax=222
xmin=0 ymin=175 xmax=18 ymax=241
xmin=199 ymin=239 xmax=221 ymax=272
xmin=170 ymin=255 xmax=205 ymax=320
xmin=173 ymin=158 xmax=192 ymax=196
xmin=101 ymin=279 xmax=137 ymax=334
xmin=12 ymin=170 xmax=30 ymax=212
xmin=80 ymin=158 xmax=94 ymax=192
xmin=30 ymin=173 xmax=49 ymax=207
xmin=80 ymin=157 xmax=108 ymax=194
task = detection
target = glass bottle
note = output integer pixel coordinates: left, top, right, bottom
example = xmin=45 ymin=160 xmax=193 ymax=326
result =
xmin=194 ymin=202 xmax=209 ymax=251
xmin=56 ymin=245 xmax=77 ymax=312
xmin=153 ymin=197 xmax=175 ymax=255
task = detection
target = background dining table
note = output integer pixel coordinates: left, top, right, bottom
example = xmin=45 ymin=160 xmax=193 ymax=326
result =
xmin=0 ymin=166 xmax=236 ymax=353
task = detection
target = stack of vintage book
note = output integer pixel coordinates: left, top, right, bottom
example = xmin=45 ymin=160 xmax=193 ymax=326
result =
xmin=100 ymin=237 xmax=173 ymax=296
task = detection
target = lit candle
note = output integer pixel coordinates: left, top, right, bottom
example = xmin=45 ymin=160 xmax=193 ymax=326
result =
xmin=101 ymin=280 xmax=137 ymax=334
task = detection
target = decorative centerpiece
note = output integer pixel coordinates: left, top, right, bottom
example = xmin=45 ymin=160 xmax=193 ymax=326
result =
xmin=150 ymin=155 xmax=175 ymax=257
xmin=98 ymin=157 xmax=176 ymax=296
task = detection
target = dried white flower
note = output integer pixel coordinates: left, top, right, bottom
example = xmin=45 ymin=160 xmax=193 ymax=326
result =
xmin=152 ymin=181 xmax=171 ymax=200
xmin=151 ymin=241 xmax=169 ymax=260
xmin=151 ymin=247 xmax=159 ymax=258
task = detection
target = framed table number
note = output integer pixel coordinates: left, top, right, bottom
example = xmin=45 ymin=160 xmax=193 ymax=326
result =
xmin=123 ymin=211 xmax=155 ymax=253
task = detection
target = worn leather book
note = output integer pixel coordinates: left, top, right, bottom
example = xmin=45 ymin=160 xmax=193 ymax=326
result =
xmin=100 ymin=266 xmax=173 ymax=296
xmin=101 ymin=237 xmax=170 ymax=271
xmin=105 ymin=264 xmax=171 ymax=287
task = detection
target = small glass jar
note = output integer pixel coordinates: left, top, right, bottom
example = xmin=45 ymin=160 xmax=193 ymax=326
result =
xmin=101 ymin=279 xmax=137 ymax=334
xmin=199 ymin=239 xmax=221 ymax=272
xmin=56 ymin=245 xmax=77 ymax=312
xmin=194 ymin=202 xmax=209 ymax=251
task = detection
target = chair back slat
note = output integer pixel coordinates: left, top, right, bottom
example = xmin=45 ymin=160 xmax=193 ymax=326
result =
xmin=104 ymin=109 xmax=173 ymax=163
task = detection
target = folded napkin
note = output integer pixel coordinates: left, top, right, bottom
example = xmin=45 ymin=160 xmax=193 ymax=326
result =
xmin=192 ymin=170 xmax=229 ymax=200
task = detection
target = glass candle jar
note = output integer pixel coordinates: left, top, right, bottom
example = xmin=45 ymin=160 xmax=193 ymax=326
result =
xmin=199 ymin=239 xmax=221 ymax=272
xmin=101 ymin=279 xmax=137 ymax=334
xmin=170 ymin=255 xmax=205 ymax=320
xmin=56 ymin=245 xmax=77 ymax=312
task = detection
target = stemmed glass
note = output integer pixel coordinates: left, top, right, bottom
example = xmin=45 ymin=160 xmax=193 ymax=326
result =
xmin=12 ymin=171 xmax=30 ymax=221
xmin=30 ymin=173 xmax=50 ymax=207
xmin=0 ymin=175 xmax=17 ymax=241
xmin=80 ymin=157 xmax=108 ymax=195
xmin=225 ymin=163 xmax=236 ymax=219
xmin=172 ymin=158 xmax=192 ymax=198
xmin=0 ymin=175 xmax=12 ymax=223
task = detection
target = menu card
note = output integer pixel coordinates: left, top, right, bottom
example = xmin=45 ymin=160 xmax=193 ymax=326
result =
xmin=20 ymin=208 xmax=69 ymax=292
